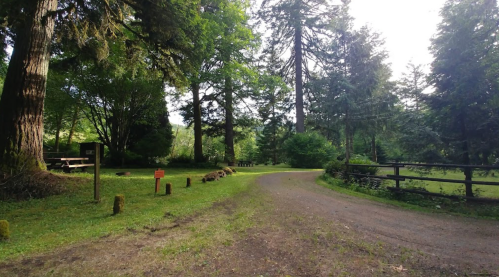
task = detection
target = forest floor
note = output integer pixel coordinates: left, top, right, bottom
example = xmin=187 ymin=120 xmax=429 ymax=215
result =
xmin=1 ymin=171 xmax=498 ymax=276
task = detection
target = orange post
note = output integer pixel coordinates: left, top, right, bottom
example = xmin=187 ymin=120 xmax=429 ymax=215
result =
xmin=154 ymin=168 xmax=165 ymax=194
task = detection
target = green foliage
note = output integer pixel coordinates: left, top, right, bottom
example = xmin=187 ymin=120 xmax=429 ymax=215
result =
xmin=236 ymin=135 xmax=258 ymax=162
xmin=324 ymin=160 xmax=345 ymax=175
xmin=427 ymin=0 xmax=499 ymax=164
xmin=324 ymin=156 xmax=380 ymax=177
xmin=0 ymin=56 xmax=6 ymax=97
xmin=348 ymin=156 xmax=380 ymax=176
xmin=320 ymin=173 xmax=499 ymax=219
xmin=131 ymin=127 xmax=174 ymax=166
xmin=283 ymin=132 xmax=335 ymax=168
xmin=167 ymin=154 xmax=219 ymax=169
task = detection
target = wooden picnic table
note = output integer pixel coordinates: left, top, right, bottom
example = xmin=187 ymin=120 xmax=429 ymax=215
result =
xmin=45 ymin=157 xmax=95 ymax=173
xmin=237 ymin=160 xmax=253 ymax=167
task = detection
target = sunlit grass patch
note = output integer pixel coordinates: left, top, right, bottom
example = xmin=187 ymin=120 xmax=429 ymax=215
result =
xmin=0 ymin=164 xmax=315 ymax=261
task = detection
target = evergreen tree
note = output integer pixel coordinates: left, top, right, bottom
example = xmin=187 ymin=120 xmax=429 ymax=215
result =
xmin=397 ymin=62 xmax=427 ymax=112
xmin=427 ymin=0 xmax=499 ymax=196
xmin=0 ymin=0 xmax=202 ymax=174
xmin=259 ymin=0 xmax=343 ymax=133
xmin=255 ymin=48 xmax=293 ymax=164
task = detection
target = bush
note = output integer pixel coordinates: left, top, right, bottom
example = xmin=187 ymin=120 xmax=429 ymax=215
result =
xmin=348 ymin=156 xmax=380 ymax=175
xmin=283 ymin=132 xmax=335 ymax=168
xmin=325 ymin=160 xmax=345 ymax=175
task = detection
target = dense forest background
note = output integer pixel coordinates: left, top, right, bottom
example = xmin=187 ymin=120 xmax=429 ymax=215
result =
xmin=0 ymin=0 xmax=498 ymax=170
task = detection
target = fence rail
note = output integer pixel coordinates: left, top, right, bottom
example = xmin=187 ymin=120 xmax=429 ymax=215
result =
xmin=346 ymin=162 xmax=499 ymax=199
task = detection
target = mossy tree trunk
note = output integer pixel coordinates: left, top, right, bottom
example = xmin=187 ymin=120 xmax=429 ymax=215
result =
xmin=0 ymin=0 xmax=58 ymax=173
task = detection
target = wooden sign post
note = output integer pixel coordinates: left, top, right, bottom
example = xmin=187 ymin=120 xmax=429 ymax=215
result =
xmin=154 ymin=168 xmax=165 ymax=194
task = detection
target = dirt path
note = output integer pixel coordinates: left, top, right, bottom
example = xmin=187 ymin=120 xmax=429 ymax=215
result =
xmin=1 ymin=171 xmax=498 ymax=276
xmin=259 ymin=172 xmax=499 ymax=273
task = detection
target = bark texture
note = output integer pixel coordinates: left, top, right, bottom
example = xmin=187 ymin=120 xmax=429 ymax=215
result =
xmin=294 ymin=22 xmax=305 ymax=133
xmin=224 ymin=77 xmax=235 ymax=166
xmin=0 ymin=0 xmax=58 ymax=172
xmin=192 ymin=82 xmax=204 ymax=163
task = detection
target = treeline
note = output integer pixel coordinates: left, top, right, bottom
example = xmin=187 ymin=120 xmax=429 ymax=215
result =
xmin=0 ymin=0 xmax=498 ymax=172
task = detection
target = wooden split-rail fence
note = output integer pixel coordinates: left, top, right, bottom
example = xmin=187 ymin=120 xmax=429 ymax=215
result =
xmin=346 ymin=162 xmax=499 ymax=201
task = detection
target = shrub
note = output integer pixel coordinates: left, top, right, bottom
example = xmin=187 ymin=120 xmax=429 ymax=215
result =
xmin=283 ymin=132 xmax=335 ymax=168
xmin=113 ymin=195 xmax=125 ymax=215
xmin=167 ymin=154 xmax=219 ymax=169
xmin=325 ymin=160 xmax=345 ymax=175
xmin=0 ymin=220 xmax=10 ymax=240
xmin=348 ymin=156 xmax=380 ymax=176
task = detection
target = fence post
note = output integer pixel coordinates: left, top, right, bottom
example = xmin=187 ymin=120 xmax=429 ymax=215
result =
xmin=394 ymin=164 xmax=400 ymax=189
xmin=464 ymin=167 xmax=474 ymax=197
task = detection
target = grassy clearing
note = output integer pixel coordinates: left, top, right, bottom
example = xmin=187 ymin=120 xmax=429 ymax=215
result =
xmin=395 ymin=168 xmax=499 ymax=198
xmin=0 ymin=164 xmax=314 ymax=262
xmin=320 ymin=173 xmax=499 ymax=219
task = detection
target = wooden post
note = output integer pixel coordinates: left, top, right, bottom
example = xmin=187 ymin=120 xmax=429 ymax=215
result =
xmin=464 ymin=167 xmax=474 ymax=197
xmin=94 ymin=142 xmax=100 ymax=201
xmin=154 ymin=168 xmax=164 ymax=194
xmin=395 ymin=165 xmax=400 ymax=189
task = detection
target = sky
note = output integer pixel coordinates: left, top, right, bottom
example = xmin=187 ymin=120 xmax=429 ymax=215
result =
xmin=348 ymin=0 xmax=447 ymax=79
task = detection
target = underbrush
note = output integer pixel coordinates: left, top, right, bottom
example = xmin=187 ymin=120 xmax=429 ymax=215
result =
xmin=320 ymin=174 xmax=499 ymax=220
xmin=0 ymin=170 xmax=76 ymax=200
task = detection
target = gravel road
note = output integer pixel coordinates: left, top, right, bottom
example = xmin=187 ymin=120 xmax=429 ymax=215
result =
xmin=258 ymin=171 xmax=499 ymax=273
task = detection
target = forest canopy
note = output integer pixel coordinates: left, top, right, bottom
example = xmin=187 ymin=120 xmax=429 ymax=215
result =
xmin=0 ymin=0 xmax=498 ymax=176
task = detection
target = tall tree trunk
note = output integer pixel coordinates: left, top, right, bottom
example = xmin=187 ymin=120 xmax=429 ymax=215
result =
xmin=224 ymin=77 xmax=235 ymax=166
xmin=170 ymin=126 xmax=180 ymax=158
xmin=67 ymin=105 xmax=80 ymax=146
xmin=192 ymin=82 xmax=204 ymax=163
xmin=345 ymin=106 xmax=350 ymax=163
xmin=371 ymin=134 xmax=377 ymax=162
xmin=460 ymin=114 xmax=473 ymax=197
xmin=272 ymin=106 xmax=277 ymax=165
xmin=294 ymin=21 xmax=305 ymax=133
xmin=0 ymin=0 xmax=58 ymax=173
xmin=54 ymin=115 xmax=63 ymax=153
xmin=350 ymin=133 xmax=354 ymax=155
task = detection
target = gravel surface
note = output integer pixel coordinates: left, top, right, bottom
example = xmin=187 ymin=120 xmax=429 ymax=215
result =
xmin=259 ymin=171 xmax=499 ymax=273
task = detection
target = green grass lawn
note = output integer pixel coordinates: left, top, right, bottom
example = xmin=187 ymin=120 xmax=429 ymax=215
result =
xmin=378 ymin=168 xmax=499 ymax=198
xmin=0 ymin=164 xmax=316 ymax=261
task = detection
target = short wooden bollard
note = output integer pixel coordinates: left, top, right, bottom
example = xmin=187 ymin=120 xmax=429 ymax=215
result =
xmin=0 ymin=220 xmax=10 ymax=240
xmin=113 ymin=195 xmax=125 ymax=215
xmin=165 ymin=183 xmax=172 ymax=195
xmin=154 ymin=168 xmax=165 ymax=193
xmin=186 ymin=177 xmax=191 ymax=187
